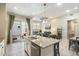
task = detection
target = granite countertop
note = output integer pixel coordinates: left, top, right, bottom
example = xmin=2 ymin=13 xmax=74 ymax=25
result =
xmin=24 ymin=36 xmax=60 ymax=48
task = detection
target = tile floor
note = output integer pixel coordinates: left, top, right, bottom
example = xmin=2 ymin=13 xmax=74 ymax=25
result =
xmin=59 ymin=39 xmax=77 ymax=56
xmin=6 ymin=37 xmax=78 ymax=56
xmin=6 ymin=36 xmax=27 ymax=56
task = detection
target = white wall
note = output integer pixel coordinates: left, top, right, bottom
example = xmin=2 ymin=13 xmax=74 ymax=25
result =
xmin=31 ymin=12 xmax=79 ymax=39
xmin=55 ymin=12 xmax=79 ymax=39
xmin=31 ymin=17 xmax=59 ymax=35
xmin=50 ymin=18 xmax=59 ymax=35
xmin=0 ymin=4 xmax=7 ymax=39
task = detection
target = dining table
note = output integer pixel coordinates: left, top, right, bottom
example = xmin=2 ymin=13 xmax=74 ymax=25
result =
xmin=69 ymin=36 xmax=79 ymax=51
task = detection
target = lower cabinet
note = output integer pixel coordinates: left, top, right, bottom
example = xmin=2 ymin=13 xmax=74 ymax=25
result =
xmin=24 ymin=39 xmax=31 ymax=56
xmin=31 ymin=42 xmax=40 ymax=56
xmin=41 ymin=45 xmax=54 ymax=56
xmin=0 ymin=40 xmax=4 ymax=56
xmin=0 ymin=46 xmax=2 ymax=56
xmin=27 ymin=41 xmax=31 ymax=55
xmin=24 ymin=42 xmax=28 ymax=53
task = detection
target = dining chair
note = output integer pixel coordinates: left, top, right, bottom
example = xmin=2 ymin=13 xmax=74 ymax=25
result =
xmin=75 ymin=37 xmax=79 ymax=55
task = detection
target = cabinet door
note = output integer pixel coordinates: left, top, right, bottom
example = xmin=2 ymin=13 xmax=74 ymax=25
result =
xmin=24 ymin=41 xmax=28 ymax=52
xmin=24 ymin=39 xmax=31 ymax=56
xmin=1 ymin=45 xmax=4 ymax=56
xmin=0 ymin=40 xmax=4 ymax=56
xmin=0 ymin=45 xmax=4 ymax=56
xmin=0 ymin=46 xmax=1 ymax=56
xmin=27 ymin=41 xmax=31 ymax=56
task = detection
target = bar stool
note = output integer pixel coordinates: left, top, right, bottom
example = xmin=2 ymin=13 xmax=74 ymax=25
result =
xmin=54 ymin=42 xmax=60 ymax=56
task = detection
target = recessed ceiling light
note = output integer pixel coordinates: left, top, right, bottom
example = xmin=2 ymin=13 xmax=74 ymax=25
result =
xmin=74 ymin=7 xmax=78 ymax=9
xmin=66 ymin=10 xmax=70 ymax=12
xmin=57 ymin=3 xmax=62 ymax=6
xmin=14 ymin=7 xmax=18 ymax=10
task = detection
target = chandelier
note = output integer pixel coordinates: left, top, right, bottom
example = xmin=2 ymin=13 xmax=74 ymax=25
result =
xmin=40 ymin=3 xmax=48 ymax=20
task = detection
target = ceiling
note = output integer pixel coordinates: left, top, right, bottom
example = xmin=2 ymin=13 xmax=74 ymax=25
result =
xmin=7 ymin=3 xmax=79 ymax=18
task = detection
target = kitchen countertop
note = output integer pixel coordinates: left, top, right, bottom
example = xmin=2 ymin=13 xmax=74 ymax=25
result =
xmin=24 ymin=36 xmax=60 ymax=48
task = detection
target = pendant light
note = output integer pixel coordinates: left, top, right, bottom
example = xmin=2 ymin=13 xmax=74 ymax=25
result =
xmin=40 ymin=3 xmax=48 ymax=20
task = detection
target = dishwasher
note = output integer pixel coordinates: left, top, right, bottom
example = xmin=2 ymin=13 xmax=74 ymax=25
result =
xmin=31 ymin=42 xmax=40 ymax=56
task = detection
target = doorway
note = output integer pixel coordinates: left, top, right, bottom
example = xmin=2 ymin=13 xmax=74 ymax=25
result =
xmin=67 ymin=19 xmax=77 ymax=39
xmin=11 ymin=20 xmax=26 ymax=43
xmin=6 ymin=20 xmax=28 ymax=56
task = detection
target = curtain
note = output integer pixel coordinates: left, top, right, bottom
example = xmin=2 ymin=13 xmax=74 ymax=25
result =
xmin=26 ymin=18 xmax=31 ymax=35
xmin=7 ymin=15 xmax=15 ymax=44
xmin=9 ymin=15 xmax=15 ymax=29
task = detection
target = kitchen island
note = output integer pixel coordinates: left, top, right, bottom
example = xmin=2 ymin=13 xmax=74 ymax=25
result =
xmin=24 ymin=36 xmax=60 ymax=56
